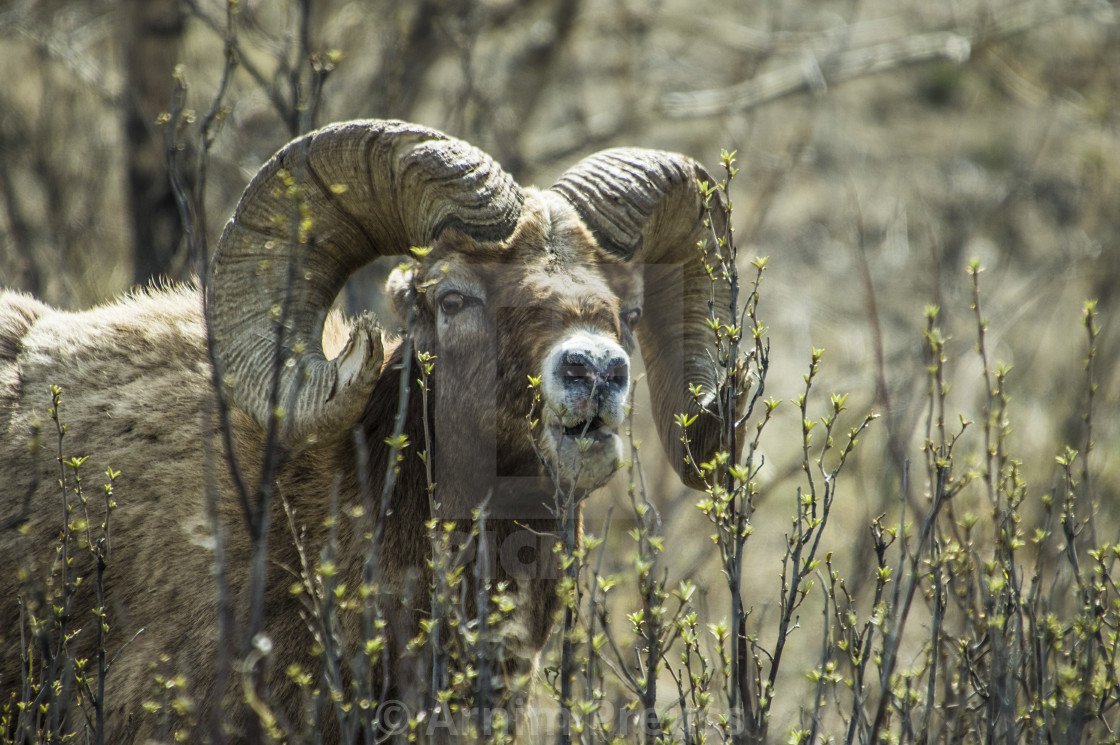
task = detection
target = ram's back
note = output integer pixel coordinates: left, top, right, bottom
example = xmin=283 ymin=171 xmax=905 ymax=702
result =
xmin=0 ymin=286 xmax=233 ymax=730
xmin=0 ymin=287 xmax=212 ymax=493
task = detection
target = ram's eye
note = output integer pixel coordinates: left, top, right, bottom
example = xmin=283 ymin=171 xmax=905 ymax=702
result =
xmin=439 ymin=291 xmax=466 ymax=316
xmin=623 ymin=308 xmax=642 ymax=330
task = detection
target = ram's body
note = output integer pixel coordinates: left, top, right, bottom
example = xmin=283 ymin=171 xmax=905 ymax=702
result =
xmin=0 ymin=288 xmax=249 ymax=722
xmin=0 ymin=277 xmax=556 ymax=730
xmin=0 ymin=120 xmax=733 ymax=743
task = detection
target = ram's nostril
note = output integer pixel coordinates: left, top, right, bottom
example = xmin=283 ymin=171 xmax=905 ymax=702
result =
xmin=604 ymin=359 xmax=628 ymax=386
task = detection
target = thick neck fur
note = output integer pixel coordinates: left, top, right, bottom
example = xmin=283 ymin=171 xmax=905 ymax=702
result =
xmin=280 ymin=339 xmax=569 ymax=657
xmin=370 ymin=340 xmax=567 ymax=644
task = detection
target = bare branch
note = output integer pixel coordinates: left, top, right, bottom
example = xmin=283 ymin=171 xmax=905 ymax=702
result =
xmin=661 ymin=0 xmax=1114 ymax=118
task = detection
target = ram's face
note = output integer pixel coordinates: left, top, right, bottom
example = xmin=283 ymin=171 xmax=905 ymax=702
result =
xmin=390 ymin=198 xmax=642 ymax=508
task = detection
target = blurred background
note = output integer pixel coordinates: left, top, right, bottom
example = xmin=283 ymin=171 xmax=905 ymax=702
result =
xmin=1 ymin=0 xmax=1118 ymax=726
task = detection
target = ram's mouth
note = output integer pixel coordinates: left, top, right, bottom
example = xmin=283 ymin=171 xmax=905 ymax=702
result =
xmin=561 ymin=416 xmax=609 ymax=440
xmin=539 ymin=412 xmax=624 ymax=490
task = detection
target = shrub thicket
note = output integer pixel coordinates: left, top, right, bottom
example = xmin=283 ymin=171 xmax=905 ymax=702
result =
xmin=2 ymin=2 xmax=1117 ymax=743
xmin=3 ymin=152 xmax=1114 ymax=744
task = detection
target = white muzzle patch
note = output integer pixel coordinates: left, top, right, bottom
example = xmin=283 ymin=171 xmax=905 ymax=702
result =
xmin=538 ymin=329 xmax=629 ymax=490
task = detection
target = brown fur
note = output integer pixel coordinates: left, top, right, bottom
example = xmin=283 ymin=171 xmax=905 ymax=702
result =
xmin=0 ymin=193 xmax=647 ymax=742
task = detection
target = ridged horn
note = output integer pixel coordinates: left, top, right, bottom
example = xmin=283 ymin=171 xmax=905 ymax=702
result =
xmin=207 ymin=119 xmax=523 ymax=447
xmin=551 ymin=149 xmax=732 ymax=490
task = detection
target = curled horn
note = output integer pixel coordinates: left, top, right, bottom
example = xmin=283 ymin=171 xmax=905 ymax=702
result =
xmin=551 ymin=149 xmax=732 ymax=490
xmin=207 ymin=120 xmax=523 ymax=447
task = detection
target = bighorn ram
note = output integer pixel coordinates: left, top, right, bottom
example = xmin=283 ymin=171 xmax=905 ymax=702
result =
xmin=0 ymin=120 xmax=734 ymax=741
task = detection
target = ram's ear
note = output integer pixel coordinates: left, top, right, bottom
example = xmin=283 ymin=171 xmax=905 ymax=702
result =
xmin=386 ymin=260 xmax=419 ymax=324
